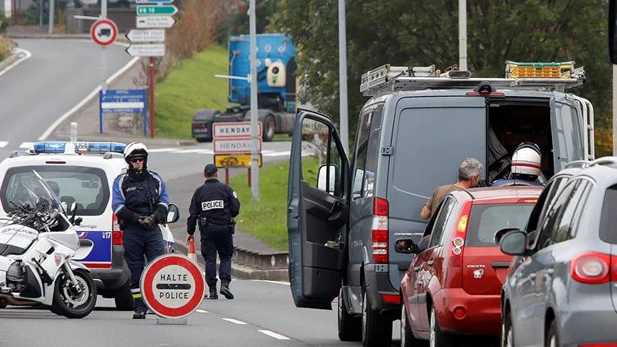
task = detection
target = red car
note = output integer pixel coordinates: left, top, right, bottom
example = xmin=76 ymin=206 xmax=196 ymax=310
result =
xmin=399 ymin=186 xmax=542 ymax=347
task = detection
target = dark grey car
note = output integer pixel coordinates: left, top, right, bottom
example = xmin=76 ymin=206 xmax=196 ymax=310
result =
xmin=499 ymin=158 xmax=617 ymax=347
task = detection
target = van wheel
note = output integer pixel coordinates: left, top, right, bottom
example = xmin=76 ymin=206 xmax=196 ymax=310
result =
xmin=338 ymin=286 xmax=361 ymax=341
xmin=361 ymin=290 xmax=392 ymax=347
xmin=429 ymin=306 xmax=458 ymax=347
xmin=401 ymin=301 xmax=428 ymax=347
xmin=546 ymin=320 xmax=558 ymax=347
xmin=114 ymin=280 xmax=134 ymax=311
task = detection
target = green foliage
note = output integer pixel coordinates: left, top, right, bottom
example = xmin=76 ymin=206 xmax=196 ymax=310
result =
xmin=0 ymin=9 xmax=8 ymax=34
xmin=19 ymin=0 xmax=67 ymax=26
xmin=0 ymin=36 xmax=14 ymax=61
xmin=215 ymin=0 xmax=280 ymax=45
xmin=273 ymin=0 xmax=612 ymax=151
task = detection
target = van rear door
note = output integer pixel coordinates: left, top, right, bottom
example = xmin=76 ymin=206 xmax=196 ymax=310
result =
xmin=550 ymin=93 xmax=585 ymax=172
xmin=388 ymin=96 xmax=486 ymax=288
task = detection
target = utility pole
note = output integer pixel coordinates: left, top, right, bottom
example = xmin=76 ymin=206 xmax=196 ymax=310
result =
xmin=249 ymin=0 xmax=260 ymax=201
xmin=338 ymin=0 xmax=349 ymax=154
xmin=48 ymin=0 xmax=55 ymax=34
xmin=458 ymin=0 xmax=468 ymax=71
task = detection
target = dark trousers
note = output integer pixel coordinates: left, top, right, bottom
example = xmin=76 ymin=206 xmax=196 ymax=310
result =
xmin=123 ymin=225 xmax=164 ymax=311
xmin=200 ymin=224 xmax=233 ymax=288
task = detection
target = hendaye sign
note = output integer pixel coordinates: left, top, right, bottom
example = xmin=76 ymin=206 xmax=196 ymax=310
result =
xmin=213 ymin=122 xmax=262 ymax=138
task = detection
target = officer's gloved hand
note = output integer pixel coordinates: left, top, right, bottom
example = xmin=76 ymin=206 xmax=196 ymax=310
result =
xmin=139 ymin=215 xmax=157 ymax=230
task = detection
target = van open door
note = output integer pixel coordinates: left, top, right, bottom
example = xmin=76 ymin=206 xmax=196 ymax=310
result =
xmin=550 ymin=93 xmax=585 ymax=172
xmin=287 ymin=109 xmax=349 ymax=310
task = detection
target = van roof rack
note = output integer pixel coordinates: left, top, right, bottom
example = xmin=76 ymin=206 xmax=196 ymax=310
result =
xmin=360 ymin=61 xmax=586 ymax=97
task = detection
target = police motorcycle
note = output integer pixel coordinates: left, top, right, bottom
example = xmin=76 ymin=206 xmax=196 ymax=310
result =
xmin=0 ymin=170 xmax=97 ymax=318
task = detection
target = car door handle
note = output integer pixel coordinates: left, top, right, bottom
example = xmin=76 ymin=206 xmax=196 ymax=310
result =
xmin=427 ymin=260 xmax=434 ymax=266
xmin=546 ymin=268 xmax=554 ymax=276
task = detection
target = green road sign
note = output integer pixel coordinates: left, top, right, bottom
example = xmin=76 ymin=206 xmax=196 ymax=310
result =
xmin=136 ymin=5 xmax=178 ymax=16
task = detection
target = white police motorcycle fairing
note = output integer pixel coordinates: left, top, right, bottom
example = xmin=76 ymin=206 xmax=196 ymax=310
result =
xmin=0 ymin=170 xmax=97 ymax=318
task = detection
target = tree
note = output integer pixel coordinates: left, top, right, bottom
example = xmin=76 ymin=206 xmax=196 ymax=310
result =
xmin=273 ymin=0 xmax=612 ymax=155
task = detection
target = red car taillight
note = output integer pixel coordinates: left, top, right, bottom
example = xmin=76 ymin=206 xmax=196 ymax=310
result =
xmin=448 ymin=200 xmax=472 ymax=267
xmin=570 ymin=252 xmax=611 ymax=284
xmin=112 ymin=214 xmax=123 ymax=245
xmin=371 ymin=197 xmax=389 ymax=264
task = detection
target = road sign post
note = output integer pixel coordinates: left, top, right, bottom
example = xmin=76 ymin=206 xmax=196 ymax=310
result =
xmin=141 ymin=254 xmax=205 ymax=324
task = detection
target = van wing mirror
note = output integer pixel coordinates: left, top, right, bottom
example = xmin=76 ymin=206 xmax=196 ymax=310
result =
xmin=317 ymin=164 xmax=337 ymax=193
xmin=167 ymin=204 xmax=180 ymax=224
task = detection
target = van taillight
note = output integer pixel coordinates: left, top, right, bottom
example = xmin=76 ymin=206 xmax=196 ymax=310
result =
xmin=112 ymin=214 xmax=123 ymax=246
xmin=372 ymin=197 xmax=389 ymax=264
xmin=571 ymin=252 xmax=611 ymax=284
xmin=449 ymin=200 xmax=472 ymax=267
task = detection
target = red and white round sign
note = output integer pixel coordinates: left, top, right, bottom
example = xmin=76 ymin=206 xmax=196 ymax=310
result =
xmin=90 ymin=19 xmax=118 ymax=46
xmin=140 ymin=254 xmax=205 ymax=319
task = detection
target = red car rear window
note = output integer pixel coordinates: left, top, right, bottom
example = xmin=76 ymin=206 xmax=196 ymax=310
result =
xmin=466 ymin=203 xmax=534 ymax=247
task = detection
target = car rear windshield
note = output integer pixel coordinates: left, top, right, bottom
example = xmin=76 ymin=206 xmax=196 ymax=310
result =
xmin=0 ymin=166 xmax=109 ymax=216
xmin=466 ymin=203 xmax=535 ymax=247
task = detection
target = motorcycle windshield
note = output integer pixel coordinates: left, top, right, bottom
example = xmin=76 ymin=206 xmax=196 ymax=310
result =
xmin=18 ymin=170 xmax=63 ymax=216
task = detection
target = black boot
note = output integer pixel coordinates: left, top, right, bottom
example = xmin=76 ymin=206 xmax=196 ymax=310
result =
xmin=132 ymin=298 xmax=147 ymax=319
xmin=208 ymin=287 xmax=218 ymax=300
xmin=220 ymin=281 xmax=234 ymax=300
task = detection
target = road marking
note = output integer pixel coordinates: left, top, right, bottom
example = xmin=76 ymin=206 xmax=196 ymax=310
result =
xmin=196 ymin=309 xmax=209 ymax=314
xmin=258 ymin=330 xmax=290 ymax=340
xmin=0 ymin=141 xmax=8 ymax=148
xmin=0 ymin=48 xmax=31 ymax=78
xmin=38 ymin=56 xmax=141 ymax=141
xmin=148 ymin=147 xmax=181 ymax=153
xmin=262 ymin=151 xmax=291 ymax=157
xmin=251 ymin=280 xmax=290 ymax=286
xmin=172 ymin=149 xmax=214 ymax=154
xmin=19 ymin=142 xmax=33 ymax=149
xmin=222 ymin=318 xmax=247 ymax=325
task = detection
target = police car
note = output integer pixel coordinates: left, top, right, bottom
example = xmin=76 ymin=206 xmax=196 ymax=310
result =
xmin=0 ymin=141 xmax=179 ymax=310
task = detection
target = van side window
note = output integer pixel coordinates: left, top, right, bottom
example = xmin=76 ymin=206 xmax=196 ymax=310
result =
xmin=554 ymin=101 xmax=584 ymax=163
xmin=351 ymin=105 xmax=383 ymax=199
xmin=301 ymin=118 xmax=344 ymax=197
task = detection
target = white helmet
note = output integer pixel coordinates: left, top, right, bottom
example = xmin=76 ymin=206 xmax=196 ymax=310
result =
xmin=511 ymin=142 xmax=541 ymax=178
xmin=124 ymin=142 xmax=148 ymax=164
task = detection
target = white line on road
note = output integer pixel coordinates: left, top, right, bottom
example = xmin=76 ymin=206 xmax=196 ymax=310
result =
xmin=258 ymin=330 xmax=290 ymax=340
xmin=196 ymin=309 xmax=209 ymax=314
xmin=251 ymin=280 xmax=290 ymax=286
xmin=148 ymin=148 xmax=181 ymax=153
xmin=0 ymin=48 xmax=31 ymax=78
xmin=0 ymin=141 xmax=8 ymax=148
xmin=19 ymin=142 xmax=33 ymax=149
xmin=38 ymin=56 xmax=141 ymax=141
xmin=222 ymin=318 xmax=247 ymax=325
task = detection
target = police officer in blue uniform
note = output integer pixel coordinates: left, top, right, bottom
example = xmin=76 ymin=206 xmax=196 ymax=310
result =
xmin=186 ymin=164 xmax=240 ymax=300
xmin=112 ymin=142 xmax=169 ymax=319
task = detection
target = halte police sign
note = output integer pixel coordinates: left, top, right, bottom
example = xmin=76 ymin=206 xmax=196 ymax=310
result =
xmin=141 ymin=254 xmax=205 ymax=319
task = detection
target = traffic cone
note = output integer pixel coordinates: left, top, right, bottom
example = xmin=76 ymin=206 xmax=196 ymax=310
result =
xmin=188 ymin=238 xmax=197 ymax=263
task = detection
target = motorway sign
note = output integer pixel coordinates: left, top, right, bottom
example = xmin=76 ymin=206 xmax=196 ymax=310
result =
xmin=213 ymin=122 xmax=262 ymax=138
xmin=99 ymin=89 xmax=146 ymax=114
xmin=214 ymin=154 xmax=263 ymax=168
xmin=141 ymin=254 xmax=205 ymax=319
xmin=137 ymin=5 xmax=178 ymax=16
xmin=126 ymin=43 xmax=165 ymax=57
xmin=90 ymin=19 xmax=118 ymax=46
xmin=136 ymin=0 xmax=174 ymax=3
xmin=136 ymin=15 xmax=176 ymax=28
xmin=214 ymin=138 xmax=262 ymax=153
xmin=126 ymin=29 xmax=165 ymax=43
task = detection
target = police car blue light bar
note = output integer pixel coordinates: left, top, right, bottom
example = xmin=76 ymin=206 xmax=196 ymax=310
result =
xmin=33 ymin=141 xmax=126 ymax=154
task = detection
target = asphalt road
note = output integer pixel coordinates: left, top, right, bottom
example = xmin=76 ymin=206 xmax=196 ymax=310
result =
xmin=0 ymin=280 xmax=402 ymax=347
xmin=0 ymin=39 xmax=131 ymax=158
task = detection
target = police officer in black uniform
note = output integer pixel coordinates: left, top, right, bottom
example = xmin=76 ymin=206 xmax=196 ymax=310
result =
xmin=187 ymin=164 xmax=240 ymax=300
xmin=112 ymin=142 xmax=169 ymax=319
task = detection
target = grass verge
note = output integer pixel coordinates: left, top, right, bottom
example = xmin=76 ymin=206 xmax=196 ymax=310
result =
xmin=229 ymin=157 xmax=318 ymax=251
xmin=155 ymin=44 xmax=231 ymax=139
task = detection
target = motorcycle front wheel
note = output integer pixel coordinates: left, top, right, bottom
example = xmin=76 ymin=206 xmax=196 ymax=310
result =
xmin=51 ymin=268 xmax=97 ymax=319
